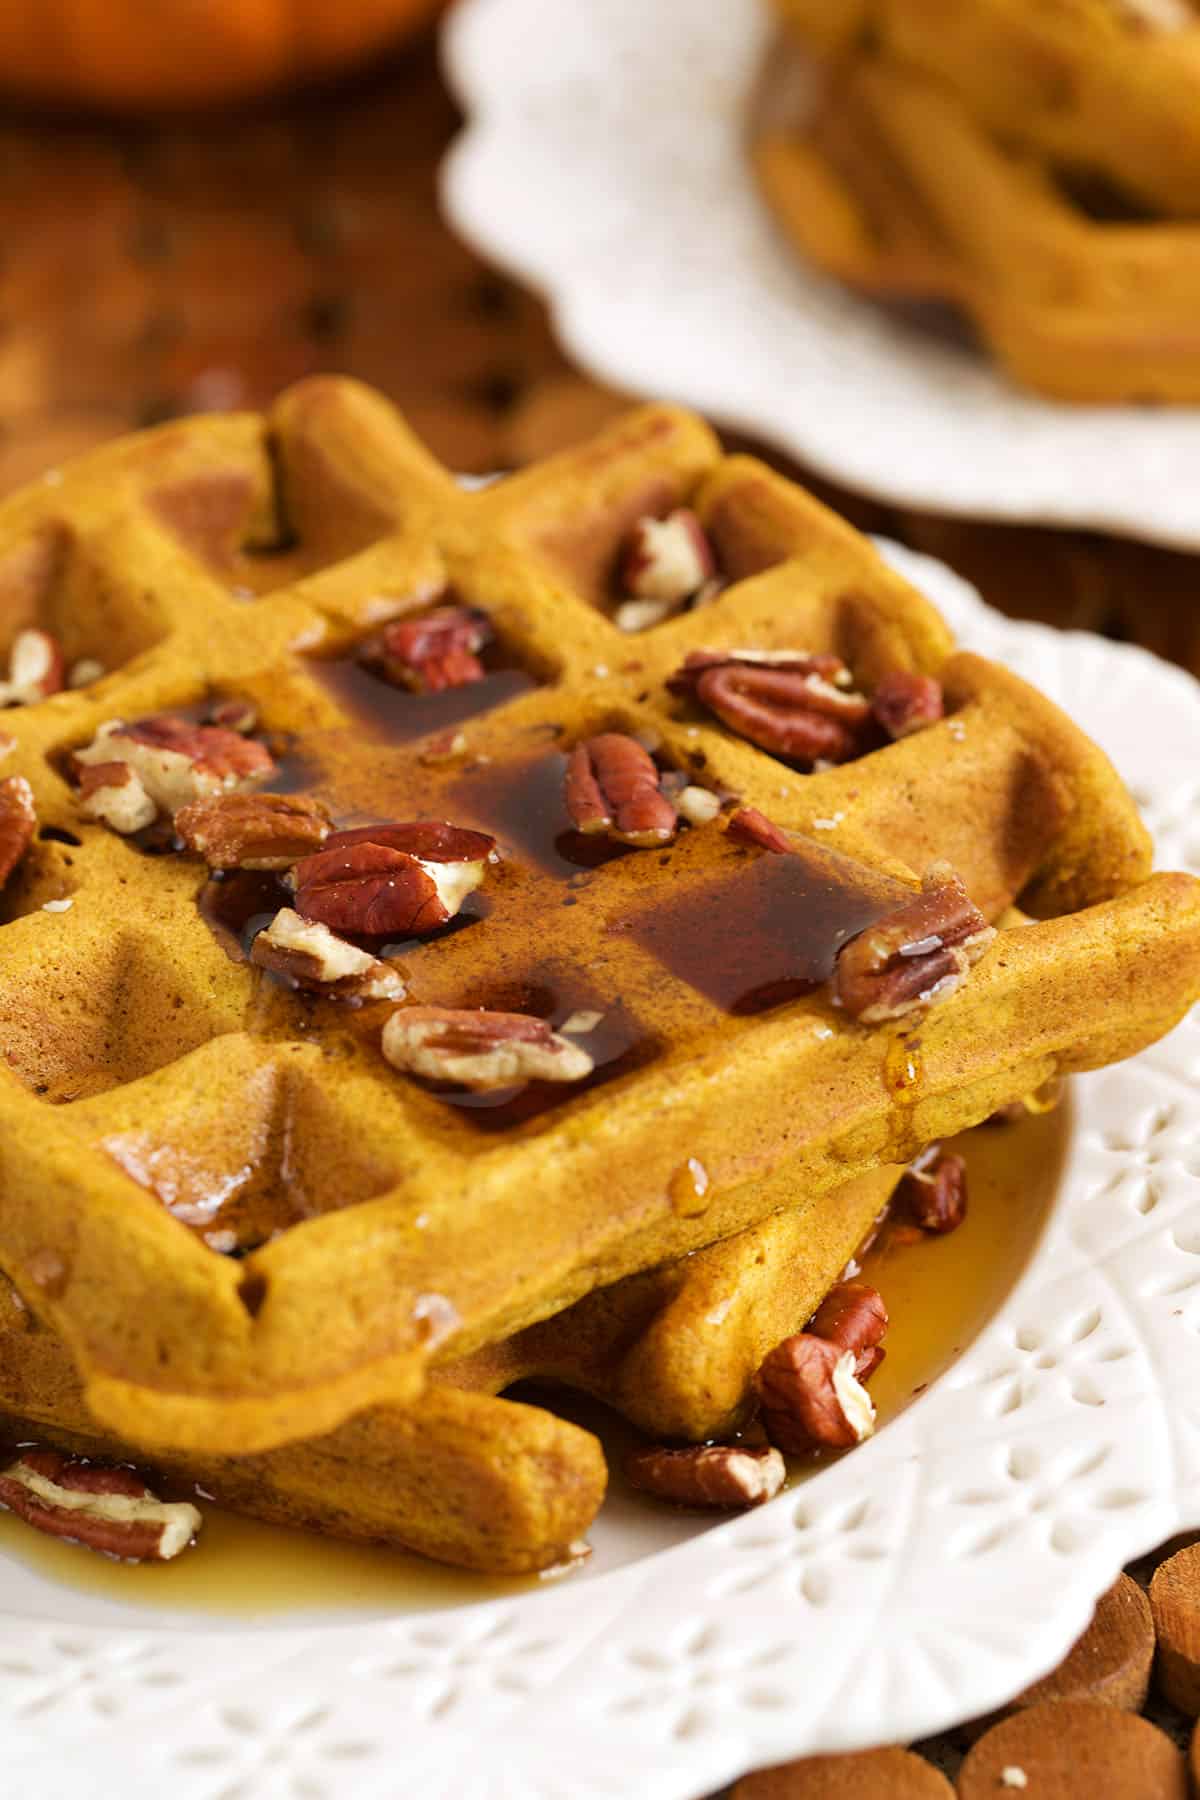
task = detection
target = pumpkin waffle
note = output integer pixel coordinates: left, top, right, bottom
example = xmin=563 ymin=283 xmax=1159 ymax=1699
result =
xmin=0 ymin=1166 xmax=901 ymax=1572
xmin=771 ymin=0 xmax=1200 ymax=220
xmin=0 ymin=376 xmax=1198 ymax=1494
xmin=755 ymin=53 xmax=1200 ymax=402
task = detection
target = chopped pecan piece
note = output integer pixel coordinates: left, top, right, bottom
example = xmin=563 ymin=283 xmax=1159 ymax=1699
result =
xmin=755 ymin=1335 xmax=876 ymax=1452
xmin=619 ymin=509 xmax=716 ymax=605
xmin=72 ymin=713 xmax=275 ymax=828
xmin=676 ymin=784 xmax=722 ymax=826
xmin=251 ymin=908 xmax=405 ymax=1000
xmin=0 ymin=627 xmax=65 ymax=706
xmin=625 ymin=1443 xmax=786 ymax=1509
xmin=832 ymin=862 xmax=996 ymax=1024
xmin=871 ymin=670 xmax=945 ymax=741
xmin=366 ymin=605 xmax=493 ymax=692
xmin=291 ymin=821 xmax=494 ymax=937
xmin=67 ymin=657 xmax=106 ymax=690
xmin=669 ymin=649 xmax=871 ymax=764
xmin=382 ymin=1006 xmax=594 ymax=1091
xmin=808 ymin=1280 xmax=889 ymax=1377
xmin=176 ymin=791 xmax=332 ymax=871
xmin=77 ymin=760 xmax=156 ymax=834
xmin=0 ymin=1449 xmax=201 ymax=1561
xmin=0 ymin=774 xmax=36 ymax=888
xmin=208 ymin=697 xmax=258 ymax=734
xmin=898 ymin=1146 xmax=968 ymax=1234
xmin=564 ymin=733 xmax=678 ymax=846
xmin=725 ymin=804 xmax=793 ymax=854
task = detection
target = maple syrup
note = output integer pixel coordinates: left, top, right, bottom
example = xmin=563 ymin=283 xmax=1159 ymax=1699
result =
xmin=311 ymin=649 xmax=537 ymax=745
xmin=625 ymin=844 xmax=896 ymax=1014
xmin=446 ymin=749 xmax=630 ymax=880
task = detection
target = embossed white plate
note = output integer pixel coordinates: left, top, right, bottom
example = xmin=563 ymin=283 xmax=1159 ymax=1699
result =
xmin=4 ymin=550 xmax=1200 ymax=1800
xmin=441 ymin=0 xmax=1200 ymax=549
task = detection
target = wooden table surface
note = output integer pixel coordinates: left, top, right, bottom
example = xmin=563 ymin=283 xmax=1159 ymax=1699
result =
xmin=0 ymin=28 xmax=1196 ymax=675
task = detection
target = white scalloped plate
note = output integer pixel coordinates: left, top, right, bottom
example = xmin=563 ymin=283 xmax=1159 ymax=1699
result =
xmin=4 ymin=549 xmax=1200 ymax=1800
xmin=440 ymin=0 xmax=1200 ymax=549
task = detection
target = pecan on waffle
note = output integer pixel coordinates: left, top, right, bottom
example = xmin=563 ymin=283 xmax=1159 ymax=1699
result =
xmin=0 ymin=378 xmax=1198 ymax=1482
xmin=770 ymin=0 xmax=1200 ymax=220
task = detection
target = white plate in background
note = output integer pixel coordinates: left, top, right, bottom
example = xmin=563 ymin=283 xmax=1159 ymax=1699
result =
xmin=442 ymin=0 xmax=1200 ymax=548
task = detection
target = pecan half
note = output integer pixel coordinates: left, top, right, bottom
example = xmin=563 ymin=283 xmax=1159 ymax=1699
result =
xmin=725 ymin=804 xmax=793 ymax=854
xmin=619 ymin=509 xmax=716 ymax=604
xmin=669 ymin=650 xmax=871 ymax=764
xmin=754 ymin=1336 xmax=876 ymax=1452
xmin=366 ymin=605 xmax=493 ymax=692
xmin=808 ymin=1280 xmax=889 ymax=1377
xmin=72 ymin=714 xmax=275 ymax=826
xmin=564 ymin=733 xmax=678 ymax=846
xmin=832 ymin=862 xmax=995 ymax=1024
xmin=898 ymin=1146 xmax=967 ymax=1234
xmin=0 ymin=775 xmax=36 ymax=889
xmin=251 ymin=907 xmax=405 ymax=1000
xmin=0 ymin=1449 xmax=201 ymax=1561
xmin=871 ymin=669 xmax=945 ymax=740
xmin=625 ymin=1443 xmax=786 ymax=1509
xmin=0 ymin=627 xmax=65 ymax=706
xmin=176 ymin=791 xmax=332 ymax=870
xmin=291 ymin=821 xmax=494 ymax=937
xmin=381 ymin=1006 xmax=594 ymax=1091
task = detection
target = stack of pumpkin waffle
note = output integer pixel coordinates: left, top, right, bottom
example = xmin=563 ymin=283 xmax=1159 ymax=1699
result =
xmin=757 ymin=0 xmax=1200 ymax=402
xmin=0 ymin=377 xmax=1197 ymax=1572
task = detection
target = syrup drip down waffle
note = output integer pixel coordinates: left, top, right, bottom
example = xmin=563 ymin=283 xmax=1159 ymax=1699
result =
xmin=0 ymin=380 xmax=1197 ymax=1572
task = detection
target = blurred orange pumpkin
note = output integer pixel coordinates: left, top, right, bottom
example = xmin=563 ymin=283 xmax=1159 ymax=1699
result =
xmin=0 ymin=0 xmax=447 ymax=111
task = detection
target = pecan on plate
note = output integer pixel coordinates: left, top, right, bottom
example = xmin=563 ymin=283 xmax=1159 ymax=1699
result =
xmin=564 ymin=733 xmax=678 ymax=847
xmin=71 ymin=713 xmax=276 ymax=829
xmin=871 ymin=670 xmax=944 ymax=741
xmin=755 ymin=1335 xmax=876 ymax=1453
xmin=291 ymin=821 xmax=495 ymax=937
xmin=0 ymin=627 xmax=65 ymax=707
xmin=898 ymin=1146 xmax=968 ymax=1234
xmin=668 ymin=650 xmax=872 ymax=764
xmin=625 ymin=1443 xmax=786 ymax=1509
xmin=0 ymin=775 xmax=36 ymax=889
xmin=0 ymin=1449 xmax=201 ymax=1561
xmin=808 ymin=1280 xmax=889 ymax=1378
xmin=251 ymin=908 xmax=405 ymax=1000
xmin=832 ymin=861 xmax=996 ymax=1025
xmin=382 ymin=1006 xmax=595 ymax=1091
xmin=176 ymin=791 xmax=332 ymax=871
xmin=615 ymin=509 xmax=718 ymax=631
xmin=725 ymin=804 xmax=794 ymax=855
xmin=366 ymin=605 xmax=493 ymax=693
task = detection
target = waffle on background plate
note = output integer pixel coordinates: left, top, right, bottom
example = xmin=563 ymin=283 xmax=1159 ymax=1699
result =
xmin=758 ymin=0 xmax=1200 ymax=402
xmin=0 ymin=376 xmax=1198 ymax=1571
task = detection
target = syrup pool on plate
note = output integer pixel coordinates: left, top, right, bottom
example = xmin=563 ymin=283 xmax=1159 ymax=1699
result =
xmin=0 ymin=1103 xmax=1067 ymax=1617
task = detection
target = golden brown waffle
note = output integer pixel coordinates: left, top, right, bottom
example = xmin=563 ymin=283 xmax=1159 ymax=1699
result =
xmin=772 ymin=0 xmax=1200 ymax=220
xmin=0 ymin=377 xmax=1198 ymax=1481
xmin=755 ymin=53 xmax=1200 ymax=403
xmin=0 ymin=1165 xmax=899 ymax=1572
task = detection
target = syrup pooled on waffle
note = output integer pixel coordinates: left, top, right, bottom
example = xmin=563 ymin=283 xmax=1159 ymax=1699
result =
xmin=0 ymin=379 xmax=1198 ymax=1544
